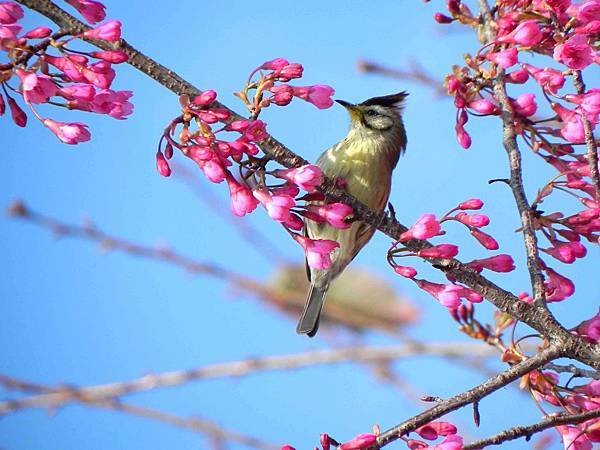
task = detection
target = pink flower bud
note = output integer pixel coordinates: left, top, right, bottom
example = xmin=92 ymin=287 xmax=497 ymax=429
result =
xmin=7 ymin=95 xmax=27 ymax=127
xmin=553 ymin=34 xmax=595 ymax=70
xmin=498 ymin=20 xmax=544 ymax=46
xmin=435 ymin=12 xmax=454 ymax=23
xmin=192 ymin=90 xmax=217 ymax=107
xmin=155 ymin=151 xmax=171 ymax=177
xmin=58 ymin=83 xmax=96 ymax=101
xmin=308 ymin=203 xmax=353 ymax=229
xmin=506 ymin=68 xmax=529 ymax=84
xmin=280 ymin=445 xmax=295 ymax=450
xmin=543 ymin=266 xmax=575 ymax=302
xmin=456 ymin=212 xmax=490 ymax=227
xmin=16 ymin=69 xmax=57 ymax=104
xmin=458 ymin=198 xmax=484 ymax=210
xmin=455 ymin=123 xmax=471 ymax=149
xmin=400 ymin=214 xmax=443 ymax=241
xmin=556 ymin=425 xmax=592 ymax=450
xmin=512 ymin=93 xmax=537 ymax=117
xmin=269 ymin=84 xmax=294 ymax=106
xmin=260 ymin=58 xmax=289 ymax=71
xmin=576 ymin=311 xmax=600 ymax=343
xmin=0 ymin=2 xmax=23 ymax=24
xmin=0 ymin=93 xmax=5 ymax=115
xmin=338 ymin=433 xmax=377 ymax=450
xmin=24 ymin=26 xmax=52 ymax=39
xmin=544 ymin=241 xmax=587 ymax=263
xmin=522 ymin=64 xmax=565 ymax=94
xmin=276 ymin=63 xmax=303 ymax=81
xmin=394 ymin=265 xmax=417 ymax=278
xmin=470 ymin=229 xmax=499 ymax=250
xmin=434 ymin=435 xmax=464 ymax=450
xmin=468 ymin=98 xmax=497 ymax=115
xmin=253 ymin=188 xmax=295 ymax=223
xmin=294 ymin=235 xmax=339 ymax=270
xmin=91 ymin=50 xmax=128 ymax=63
xmin=273 ymin=164 xmax=323 ymax=193
xmin=65 ymin=0 xmax=106 ymax=24
xmin=415 ymin=421 xmax=458 ymax=440
xmin=292 ymin=85 xmax=335 ymax=109
xmin=83 ymin=20 xmax=121 ymax=42
xmin=43 ymin=118 xmax=91 ymax=144
xmin=417 ymin=244 xmax=459 ymax=259
xmin=226 ymin=176 xmax=259 ymax=217
xmin=486 ymin=47 xmax=518 ymax=68
xmin=467 ymin=254 xmax=515 ymax=273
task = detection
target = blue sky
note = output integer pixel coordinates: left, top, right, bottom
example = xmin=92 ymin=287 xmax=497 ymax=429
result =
xmin=1 ymin=1 xmax=598 ymax=450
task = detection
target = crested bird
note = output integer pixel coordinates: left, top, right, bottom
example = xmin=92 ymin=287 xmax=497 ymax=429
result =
xmin=297 ymin=91 xmax=408 ymax=337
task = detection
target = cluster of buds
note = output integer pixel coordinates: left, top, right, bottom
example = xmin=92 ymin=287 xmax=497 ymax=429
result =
xmin=157 ymin=59 xmax=344 ymax=269
xmin=388 ymin=199 xmax=514 ymax=310
xmin=0 ymin=1 xmax=132 ymax=144
xmin=235 ymin=57 xmax=335 ymax=117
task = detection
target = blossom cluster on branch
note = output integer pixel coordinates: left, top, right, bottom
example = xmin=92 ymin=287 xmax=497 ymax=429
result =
xmin=0 ymin=0 xmax=132 ymax=144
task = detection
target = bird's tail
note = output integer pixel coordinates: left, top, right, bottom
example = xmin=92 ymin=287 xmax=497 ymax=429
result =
xmin=296 ymin=284 xmax=329 ymax=337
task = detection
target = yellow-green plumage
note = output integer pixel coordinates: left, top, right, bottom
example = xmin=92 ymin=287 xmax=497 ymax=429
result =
xmin=297 ymin=92 xmax=408 ymax=337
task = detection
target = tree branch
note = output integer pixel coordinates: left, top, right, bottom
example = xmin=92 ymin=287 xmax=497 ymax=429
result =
xmin=13 ymin=0 xmax=600 ymax=370
xmin=463 ymin=409 xmax=600 ymax=449
xmin=0 ymin=342 xmax=495 ymax=414
xmin=376 ymin=345 xmax=562 ymax=447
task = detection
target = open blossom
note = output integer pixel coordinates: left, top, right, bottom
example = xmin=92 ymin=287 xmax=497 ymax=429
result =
xmin=400 ymin=214 xmax=443 ymax=241
xmin=553 ymin=34 xmax=595 ymax=69
xmin=253 ymin=188 xmax=295 ymax=223
xmin=543 ymin=240 xmax=587 ymax=263
xmin=467 ymin=254 xmax=515 ymax=273
xmin=226 ymin=177 xmax=259 ymax=217
xmin=338 ymin=433 xmax=377 ymax=450
xmin=522 ymin=64 xmax=565 ymax=94
xmin=566 ymin=89 xmax=600 ymax=122
xmin=83 ymin=20 xmax=121 ymax=42
xmin=553 ymin=103 xmax=587 ymax=143
xmin=43 ymin=119 xmax=91 ymax=145
xmin=576 ymin=311 xmax=600 ymax=343
xmin=294 ymin=235 xmax=339 ymax=270
xmin=16 ymin=70 xmax=57 ymax=104
xmin=498 ymin=19 xmax=544 ymax=46
xmin=65 ymin=0 xmax=106 ymax=24
xmin=486 ymin=47 xmax=518 ymax=68
xmin=292 ymin=85 xmax=335 ymax=109
xmin=544 ymin=266 xmax=575 ymax=302
xmin=557 ymin=425 xmax=593 ymax=450
xmin=428 ymin=434 xmax=463 ymax=450
xmin=272 ymin=164 xmax=323 ymax=192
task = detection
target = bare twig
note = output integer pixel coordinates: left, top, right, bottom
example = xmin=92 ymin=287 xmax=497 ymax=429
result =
xmin=376 ymin=345 xmax=562 ymax=447
xmin=544 ymin=362 xmax=600 ymax=380
xmin=15 ymin=0 xmax=600 ymax=370
xmin=0 ymin=375 xmax=279 ymax=450
xmin=0 ymin=341 xmax=495 ymax=414
xmin=463 ymin=409 xmax=600 ymax=449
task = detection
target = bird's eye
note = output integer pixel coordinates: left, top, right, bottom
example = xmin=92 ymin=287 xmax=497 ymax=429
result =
xmin=365 ymin=109 xmax=378 ymax=117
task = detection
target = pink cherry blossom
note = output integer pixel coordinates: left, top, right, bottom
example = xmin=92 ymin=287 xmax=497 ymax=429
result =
xmin=294 ymin=235 xmax=339 ymax=270
xmin=155 ymin=151 xmax=171 ymax=177
xmin=566 ymin=89 xmax=600 ymax=122
xmin=557 ymin=425 xmax=592 ymax=450
xmin=276 ymin=63 xmax=303 ymax=81
xmin=83 ymin=61 xmax=115 ymax=89
xmin=455 ymin=122 xmax=471 ymax=149
xmin=544 ymin=266 xmax=575 ymax=302
xmin=307 ymin=203 xmax=353 ymax=229
xmin=400 ymin=214 xmax=443 ymax=241
xmin=91 ymin=50 xmax=128 ymax=63
xmin=498 ymin=19 xmax=544 ymax=46
xmin=65 ymin=0 xmax=106 ymax=24
xmin=7 ymin=95 xmax=26 ymax=127
xmin=226 ymin=177 xmax=259 ymax=217
xmin=417 ymin=244 xmax=459 ymax=259
xmin=553 ymin=34 xmax=595 ymax=69
xmin=338 ymin=433 xmax=377 ymax=450
xmin=43 ymin=55 xmax=87 ymax=83
xmin=512 ymin=93 xmax=537 ymax=117
xmin=543 ymin=241 xmax=587 ymax=263
xmin=89 ymin=89 xmax=133 ymax=119
xmin=553 ymin=103 xmax=587 ymax=143
xmin=576 ymin=310 xmax=600 ymax=343
xmin=468 ymin=99 xmax=497 ymax=115
xmin=470 ymin=229 xmax=499 ymax=250
xmin=43 ymin=119 xmax=91 ymax=145
xmin=467 ymin=254 xmax=515 ymax=273
xmin=522 ymin=64 xmax=565 ymax=94
xmin=59 ymin=83 xmax=96 ymax=101
xmin=24 ymin=26 xmax=52 ymax=39
xmin=269 ymin=85 xmax=294 ymax=106
xmin=394 ymin=265 xmax=417 ymax=278
xmin=292 ymin=85 xmax=335 ymax=109
xmin=435 ymin=13 xmax=454 ymax=24
xmin=456 ymin=212 xmax=490 ymax=227
xmin=415 ymin=280 xmax=463 ymax=308
xmin=458 ymin=198 xmax=484 ymax=210
xmin=83 ymin=20 xmax=122 ymax=42
xmin=506 ymin=68 xmax=530 ymax=84
xmin=429 ymin=434 xmax=464 ymax=450
xmin=253 ymin=188 xmax=295 ymax=223
xmin=486 ymin=47 xmax=518 ymax=68
xmin=0 ymin=2 xmax=23 ymax=24
xmin=416 ymin=422 xmax=458 ymax=440
xmin=16 ymin=70 xmax=57 ymax=104
xmin=192 ymin=90 xmax=217 ymax=107
xmin=260 ymin=58 xmax=290 ymax=71
xmin=272 ymin=164 xmax=324 ymax=192
xmin=0 ymin=93 xmax=5 ymax=115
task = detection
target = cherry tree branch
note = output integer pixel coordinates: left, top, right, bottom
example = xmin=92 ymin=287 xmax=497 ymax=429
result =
xmin=544 ymin=362 xmax=600 ymax=380
xmin=0 ymin=341 xmax=495 ymax=414
xmin=376 ymin=344 xmax=561 ymax=447
xmin=0 ymin=375 xmax=279 ymax=450
xmin=463 ymin=408 xmax=600 ymax=449
xmin=15 ymin=0 xmax=600 ymax=371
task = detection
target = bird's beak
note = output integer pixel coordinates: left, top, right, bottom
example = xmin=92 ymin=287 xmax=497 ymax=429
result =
xmin=335 ymin=99 xmax=361 ymax=121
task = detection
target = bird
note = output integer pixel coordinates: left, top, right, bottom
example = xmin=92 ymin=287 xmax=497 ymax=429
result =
xmin=296 ymin=91 xmax=409 ymax=337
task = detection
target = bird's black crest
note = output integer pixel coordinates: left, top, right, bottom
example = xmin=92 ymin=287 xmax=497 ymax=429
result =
xmin=361 ymin=91 xmax=409 ymax=107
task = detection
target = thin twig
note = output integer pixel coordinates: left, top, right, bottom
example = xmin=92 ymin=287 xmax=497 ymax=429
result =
xmin=0 ymin=341 xmax=496 ymax=414
xmin=463 ymin=408 xmax=600 ymax=449
xmin=376 ymin=345 xmax=562 ymax=447
xmin=544 ymin=362 xmax=600 ymax=380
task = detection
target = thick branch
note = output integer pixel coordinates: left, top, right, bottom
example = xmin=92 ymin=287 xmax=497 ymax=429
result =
xmin=0 ymin=342 xmax=495 ymax=414
xmin=463 ymin=409 xmax=600 ymax=449
xmin=14 ymin=0 xmax=600 ymax=370
xmin=376 ymin=345 xmax=561 ymax=447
